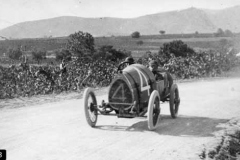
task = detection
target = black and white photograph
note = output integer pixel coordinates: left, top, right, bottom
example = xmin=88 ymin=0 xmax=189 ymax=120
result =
xmin=1 ymin=0 xmax=240 ymax=159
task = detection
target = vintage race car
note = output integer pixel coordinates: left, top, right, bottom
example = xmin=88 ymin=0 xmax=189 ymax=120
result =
xmin=83 ymin=63 xmax=180 ymax=130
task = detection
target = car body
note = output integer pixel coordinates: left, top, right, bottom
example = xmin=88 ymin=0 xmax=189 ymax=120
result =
xmin=83 ymin=63 xmax=180 ymax=130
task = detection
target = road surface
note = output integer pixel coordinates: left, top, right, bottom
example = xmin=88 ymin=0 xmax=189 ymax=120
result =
xmin=0 ymin=77 xmax=240 ymax=160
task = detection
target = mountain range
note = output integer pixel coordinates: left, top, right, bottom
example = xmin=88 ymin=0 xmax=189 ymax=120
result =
xmin=1 ymin=6 xmax=240 ymax=39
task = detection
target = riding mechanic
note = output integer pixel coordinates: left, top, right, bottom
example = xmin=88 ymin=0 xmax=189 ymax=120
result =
xmin=148 ymin=60 xmax=173 ymax=97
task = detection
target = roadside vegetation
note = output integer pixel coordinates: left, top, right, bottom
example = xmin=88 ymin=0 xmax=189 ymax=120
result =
xmin=1 ymin=31 xmax=240 ymax=100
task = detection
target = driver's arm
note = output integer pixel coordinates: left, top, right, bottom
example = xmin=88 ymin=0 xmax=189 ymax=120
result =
xmin=117 ymin=63 xmax=122 ymax=72
xmin=117 ymin=61 xmax=127 ymax=73
xmin=166 ymin=72 xmax=173 ymax=89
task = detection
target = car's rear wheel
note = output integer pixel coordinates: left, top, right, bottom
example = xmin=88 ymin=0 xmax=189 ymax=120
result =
xmin=83 ymin=88 xmax=98 ymax=127
xmin=169 ymin=84 xmax=180 ymax=118
xmin=147 ymin=90 xmax=161 ymax=130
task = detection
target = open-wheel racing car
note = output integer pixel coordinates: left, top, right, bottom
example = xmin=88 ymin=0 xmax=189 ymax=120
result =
xmin=83 ymin=63 xmax=180 ymax=130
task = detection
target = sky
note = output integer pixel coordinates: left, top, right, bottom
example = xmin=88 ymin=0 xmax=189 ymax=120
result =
xmin=1 ymin=0 xmax=240 ymax=30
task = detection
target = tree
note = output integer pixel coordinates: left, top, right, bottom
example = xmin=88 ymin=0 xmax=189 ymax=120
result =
xmin=215 ymin=28 xmax=225 ymax=37
xmin=67 ymin=31 xmax=95 ymax=57
xmin=131 ymin=31 xmax=140 ymax=38
xmin=225 ymin=29 xmax=233 ymax=37
xmin=55 ymin=49 xmax=72 ymax=61
xmin=194 ymin=31 xmax=199 ymax=38
xmin=7 ymin=48 xmax=22 ymax=60
xmin=159 ymin=30 xmax=166 ymax=35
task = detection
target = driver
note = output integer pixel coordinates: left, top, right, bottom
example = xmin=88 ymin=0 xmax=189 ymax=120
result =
xmin=148 ymin=60 xmax=173 ymax=96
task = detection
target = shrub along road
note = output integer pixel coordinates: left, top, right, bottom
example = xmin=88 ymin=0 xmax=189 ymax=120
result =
xmin=0 ymin=77 xmax=240 ymax=160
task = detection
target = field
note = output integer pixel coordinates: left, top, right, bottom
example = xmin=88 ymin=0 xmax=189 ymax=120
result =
xmin=95 ymin=36 xmax=240 ymax=57
xmin=1 ymin=34 xmax=240 ymax=59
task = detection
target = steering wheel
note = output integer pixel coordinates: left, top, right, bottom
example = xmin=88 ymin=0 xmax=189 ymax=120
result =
xmin=117 ymin=62 xmax=129 ymax=73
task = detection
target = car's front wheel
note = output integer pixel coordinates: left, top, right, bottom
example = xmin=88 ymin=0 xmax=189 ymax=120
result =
xmin=147 ymin=90 xmax=161 ymax=130
xmin=83 ymin=88 xmax=98 ymax=127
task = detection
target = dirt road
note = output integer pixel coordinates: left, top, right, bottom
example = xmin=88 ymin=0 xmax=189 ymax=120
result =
xmin=1 ymin=78 xmax=240 ymax=160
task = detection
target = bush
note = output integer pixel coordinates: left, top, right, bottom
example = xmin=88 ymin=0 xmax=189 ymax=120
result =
xmin=159 ymin=40 xmax=196 ymax=59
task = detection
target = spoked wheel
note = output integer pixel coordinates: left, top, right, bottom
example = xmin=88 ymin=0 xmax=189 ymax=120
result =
xmin=147 ymin=90 xmax=161 ymax=130
xmin=169 ymin=84 xmax=180 ymax=118
xmin=83 ymin=88 xmax=98 ymax=127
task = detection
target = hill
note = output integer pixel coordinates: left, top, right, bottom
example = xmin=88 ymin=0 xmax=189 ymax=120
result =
xmin=0 ymin=6 xmax=240 ymax=39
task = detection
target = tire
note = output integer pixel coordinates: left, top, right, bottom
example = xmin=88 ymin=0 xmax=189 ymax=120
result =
xmin=147 ymin=90 xmax=161 ymax=130
xmin=169 ymin=84 xmax=180 ymax=118
xmin=83 ymin=88 xmax=98 ymax=127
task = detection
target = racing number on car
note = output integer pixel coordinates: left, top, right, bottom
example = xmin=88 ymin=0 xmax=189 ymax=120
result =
xmin=133 ymin=67 xmax=150 ymax=96
xmin=112 ymin=83 xmax=126 ymax=101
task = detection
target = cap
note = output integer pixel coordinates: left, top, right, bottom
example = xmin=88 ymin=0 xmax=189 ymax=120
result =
xmin=124 ymin=57 xmax=134 ymax=64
